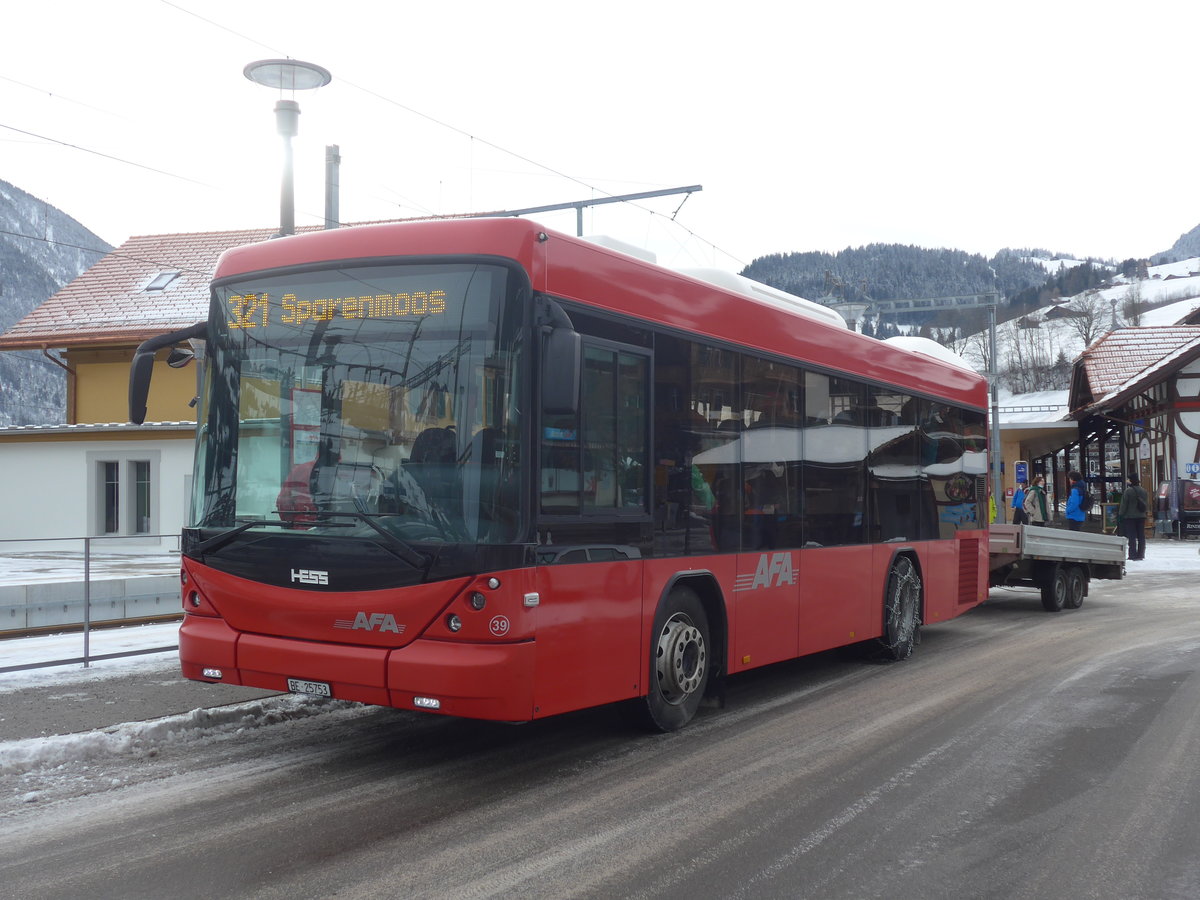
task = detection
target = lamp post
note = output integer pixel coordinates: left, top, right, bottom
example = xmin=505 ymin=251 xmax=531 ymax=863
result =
xmin=831 ymin=300 xmax=871 ymax=333
xmin=244 ymin=59 xmax=332 ymax=237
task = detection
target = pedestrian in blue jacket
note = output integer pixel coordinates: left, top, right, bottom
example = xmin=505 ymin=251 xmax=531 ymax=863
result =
xmin=1065 ymin=471 xmax=1087 ymax=531
xmin=1011 ymin=482 xmax=1028 ymax=525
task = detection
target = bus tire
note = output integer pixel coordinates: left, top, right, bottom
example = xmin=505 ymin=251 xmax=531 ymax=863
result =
xmin=1040 ymin=565 xmax=1067 ymax=612
xmin=1064 ymin=565 xmax=1085 ymax=609
xmin=881 ymin=556 xmax=921 ymax=661
xmin=637 ymin=585 xmax=710 ymax=732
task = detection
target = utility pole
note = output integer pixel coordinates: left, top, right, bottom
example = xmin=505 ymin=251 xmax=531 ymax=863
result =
xmin=988 ymin=299 xmax=1004 ymax=522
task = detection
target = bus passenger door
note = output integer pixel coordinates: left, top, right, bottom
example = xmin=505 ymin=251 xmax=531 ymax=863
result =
xmin=533 ymin=341 xmax=653 ymax=717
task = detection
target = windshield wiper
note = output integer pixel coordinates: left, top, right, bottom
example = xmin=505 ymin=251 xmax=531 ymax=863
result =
xmin=314 ymin=510 xmax=432 ymax=570
xmin=195 ymin=513 xmax=434 ymax=575
xmin=194 ymin=517 xmax=350 ymax=556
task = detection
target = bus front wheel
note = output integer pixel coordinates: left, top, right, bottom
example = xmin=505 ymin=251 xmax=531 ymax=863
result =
xmin=881 ymin=556 xmax=921 ymax=661
xmin=638 ymin=586 xmax=710 ymax=732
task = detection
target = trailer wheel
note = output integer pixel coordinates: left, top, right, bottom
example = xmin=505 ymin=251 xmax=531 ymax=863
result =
xmin=637 ymin=585 xmax=710 ymax=732
xmin=1064 ymin=565 xmax=1086 ymax=609
xmin=1040 ymin=565 xmax=1067 ymax=612
xmin=881 ymin=556 xmax=921 ymax=660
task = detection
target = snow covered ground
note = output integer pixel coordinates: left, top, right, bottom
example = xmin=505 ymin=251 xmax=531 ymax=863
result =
xmin=0 ymin=550 xmax=179 ymax=584
xmin=0 ymin=620 xmax=181 ymax=678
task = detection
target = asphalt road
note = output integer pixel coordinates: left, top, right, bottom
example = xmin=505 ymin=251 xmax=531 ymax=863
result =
xmin=2 ymin=570 xmax=1199 ymax=900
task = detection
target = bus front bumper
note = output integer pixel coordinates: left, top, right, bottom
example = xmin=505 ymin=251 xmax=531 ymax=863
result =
xmin=180 ymin=615 xmax=536 ymax=722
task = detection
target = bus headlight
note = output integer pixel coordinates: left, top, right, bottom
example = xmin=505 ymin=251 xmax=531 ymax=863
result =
xmin=446 ymin=613 xmax=463 ymax=632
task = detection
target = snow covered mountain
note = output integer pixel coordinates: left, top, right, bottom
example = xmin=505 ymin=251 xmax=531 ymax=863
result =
xmin=0 ymin=179 xmax=110 ymax=426
xmin=954 ymin=257 xmax=1200 ymax=394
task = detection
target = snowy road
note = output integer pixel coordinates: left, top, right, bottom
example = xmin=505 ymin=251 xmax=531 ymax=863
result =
xmin=2 ymin=545 xmax=1199 ymax=899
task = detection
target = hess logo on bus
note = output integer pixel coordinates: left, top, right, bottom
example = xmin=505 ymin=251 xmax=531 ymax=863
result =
xmin=291 ymin=568 xmax=329 ymax=585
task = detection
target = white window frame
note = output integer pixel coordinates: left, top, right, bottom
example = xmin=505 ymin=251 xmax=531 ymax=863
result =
xmin=86 ymin=450 xmax=161 ymax=540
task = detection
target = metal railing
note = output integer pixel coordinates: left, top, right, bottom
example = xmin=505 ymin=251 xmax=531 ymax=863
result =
xmin=0 ymin=533 xmax=182 ymax=671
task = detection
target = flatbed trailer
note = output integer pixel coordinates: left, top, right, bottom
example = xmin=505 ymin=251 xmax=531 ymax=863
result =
xmin=988 ymin=524 xmax=1126 ymax=612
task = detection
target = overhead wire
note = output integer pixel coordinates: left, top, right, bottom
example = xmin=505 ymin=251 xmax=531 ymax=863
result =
xmin=152 ymin=1 xmax=741 ymax=264
xmin=1 ymin=2 xmax=742 ymax=270
xmin=0 ymin=122 xmax=214 ymax=188
xmin=0 ymin=228 xmax=211 ymax=277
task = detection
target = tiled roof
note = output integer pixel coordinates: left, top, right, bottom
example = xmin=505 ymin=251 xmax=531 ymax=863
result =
xmin=0 ymin=220 xmax=412 ymax=350
xmin=1072 ymin=326 xmax=1200 ymax=413
xmin=0 ymin=227 xmax=282 ymax=349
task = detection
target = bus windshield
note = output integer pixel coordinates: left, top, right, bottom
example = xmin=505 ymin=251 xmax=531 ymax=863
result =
xmin=192 ymin=261 xmax=525 ymax=551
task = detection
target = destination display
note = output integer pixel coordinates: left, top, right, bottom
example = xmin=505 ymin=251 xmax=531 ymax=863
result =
xmin=226 ymin=289 xmax=449 ymax=330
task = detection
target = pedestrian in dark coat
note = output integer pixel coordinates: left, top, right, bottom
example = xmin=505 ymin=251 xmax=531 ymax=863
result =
xmin=1118 ymin=475 xmax=1149 ymax=560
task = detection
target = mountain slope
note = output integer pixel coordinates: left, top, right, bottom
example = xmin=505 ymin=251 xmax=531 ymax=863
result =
xmin=740 ymin=244 xmax=1056 ymax=306
xmin=1151 ymin=224 xmax=1200 ymax=265
xmin=0 ymin=179 xmax=111 ymax=425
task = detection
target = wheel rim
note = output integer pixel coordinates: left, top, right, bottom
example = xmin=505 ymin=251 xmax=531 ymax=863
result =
xmin=1068 ymin=570 xmax=1084 ymax=606
xmin=655 ymin=613 xmax=707 ymax=705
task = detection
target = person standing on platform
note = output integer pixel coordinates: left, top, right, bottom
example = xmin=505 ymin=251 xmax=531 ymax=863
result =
xmin=1012 ymin=481 xmax=1029 ymax=525
xmin=1118 ymin=474 xmax=1149 ymax=560
xmin=1023 ymin=475 xmax=1049 ymax=526
xmin=1065 ymin=471 xmax=1087 ymax=531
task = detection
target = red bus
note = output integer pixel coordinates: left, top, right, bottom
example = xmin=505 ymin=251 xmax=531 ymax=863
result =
xmin=131 ymin=217 xmax=989 ymax=731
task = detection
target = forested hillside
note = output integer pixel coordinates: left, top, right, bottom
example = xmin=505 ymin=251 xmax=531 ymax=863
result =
xmin=0 ymin=179 xmax=110 ymax=426
xmin=741 ymin=244 xmax=1069 ymax=307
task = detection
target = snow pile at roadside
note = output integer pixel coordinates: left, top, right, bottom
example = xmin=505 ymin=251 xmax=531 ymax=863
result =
xmin=0 ymin=694 xmax=371 ymax=781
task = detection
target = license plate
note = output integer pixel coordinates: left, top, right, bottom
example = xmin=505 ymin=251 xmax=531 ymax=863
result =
xmin=287 ymin=678 xmax=332 ymax=697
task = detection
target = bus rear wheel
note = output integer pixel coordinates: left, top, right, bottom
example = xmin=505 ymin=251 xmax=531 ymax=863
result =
xmin=638 ymin=585 xmax=710 ymax=732
xmin=881 ymin=556 xmax=921 ymax=661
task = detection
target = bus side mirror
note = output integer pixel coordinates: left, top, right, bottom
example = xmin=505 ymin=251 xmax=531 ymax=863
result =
xmin=166 ymin=347 xmax=195 ymax=368
xmin=129 ymin=322 xmax=206 ymax=424
xmin=541 ymin=326 xmax=581 ymax=416
xmin=129 ymin=348 xmax=156 ymax=425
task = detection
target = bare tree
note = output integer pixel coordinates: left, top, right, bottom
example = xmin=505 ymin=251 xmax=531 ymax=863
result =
xmin=1123 ymin=282 xmax=1143 ymax=326
xmin=1062 ymin=290 xmax=1109 ymax=346
xmin=1002 ymin=319 xmax=1058 ymax=392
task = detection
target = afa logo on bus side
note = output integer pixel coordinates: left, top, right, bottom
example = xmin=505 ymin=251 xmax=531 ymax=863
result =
xmin=226 ymin=290 xmax=447 ymax=329
xmin=734 ymin=552 xmax=797 ymax=592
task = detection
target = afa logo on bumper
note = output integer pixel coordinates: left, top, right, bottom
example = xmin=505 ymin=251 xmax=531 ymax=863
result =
xmin=734 ymin=552 xmax=796 ymax=592
xmin=334 ymin=612 xmax=407 ymax=633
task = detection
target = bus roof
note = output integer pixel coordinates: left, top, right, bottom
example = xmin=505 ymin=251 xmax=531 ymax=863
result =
xmin=212 ymin=217 xmax=986 ymax=409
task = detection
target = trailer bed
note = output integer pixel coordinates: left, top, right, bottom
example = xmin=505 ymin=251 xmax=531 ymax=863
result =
xmin=988 ymin=523 xmax=1125 ymax=611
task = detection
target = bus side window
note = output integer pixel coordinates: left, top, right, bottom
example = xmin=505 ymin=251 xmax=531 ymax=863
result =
xmin=540 ymin=341 xmax=650 ymax=516
xmin=804 ymin=374 xmax=867 ymax=546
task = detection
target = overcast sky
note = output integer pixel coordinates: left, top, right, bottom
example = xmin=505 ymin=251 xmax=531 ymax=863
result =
xmin=3 ymin=1 xmax=1197 ymax=273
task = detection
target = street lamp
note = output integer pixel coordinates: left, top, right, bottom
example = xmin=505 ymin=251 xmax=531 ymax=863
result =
xmin=244 ymin=59 xmax=332 ymax=237
xmin=831 ymin=300 xmax=871 ymax=333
